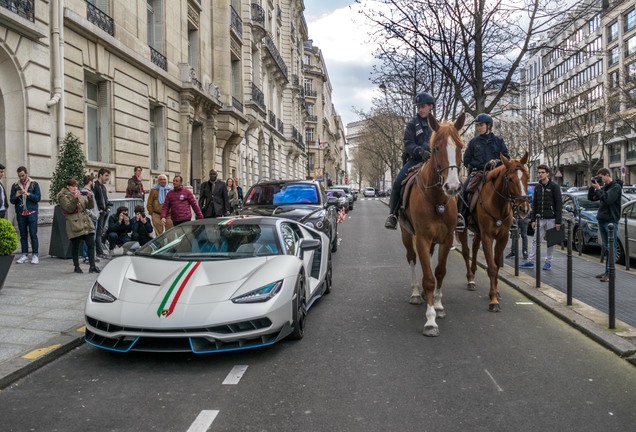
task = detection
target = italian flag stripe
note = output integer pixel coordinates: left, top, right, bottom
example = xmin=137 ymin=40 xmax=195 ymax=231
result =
xmin=165 ymin=261 xmax=202 ymax=317
xmin=157 ymin=261 xmax=198 ymax=318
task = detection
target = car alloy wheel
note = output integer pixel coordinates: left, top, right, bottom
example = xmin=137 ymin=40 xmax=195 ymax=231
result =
xmin=289 ymin=274 xmax=307 ymax=340
xmin=616 ymin=239 xmax=626 ymax=265
xmin=324 ymin=252 xmax=333 ymax=295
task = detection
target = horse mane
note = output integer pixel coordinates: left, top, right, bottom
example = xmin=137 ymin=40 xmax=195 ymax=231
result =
xmin=430 ymin=120 xmax=464 ymax=150
xmin=485 ymin=164 xmax=507 ymax=183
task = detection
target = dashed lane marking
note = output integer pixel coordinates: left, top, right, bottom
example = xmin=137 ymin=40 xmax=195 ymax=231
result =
xmin=485 ymin=369 xmax=504 ymax=392
xmin=22 ymin=344 xmax=62 ymax=360
xmin=186 ymin=410 xmax=219 ymax=432
xmin=222 ymin=365 xmax=249 ymax=385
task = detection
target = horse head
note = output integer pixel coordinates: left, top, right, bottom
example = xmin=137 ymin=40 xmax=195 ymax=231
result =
xmin=427 ymin=112 xmax=465 ymax=196
xmin=498 ymin=152 xmax=531 ymax=218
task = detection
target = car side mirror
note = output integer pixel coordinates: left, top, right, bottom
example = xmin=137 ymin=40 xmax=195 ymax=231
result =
xmin=565 ymin=205 xmax=574 ymax=213
xmin=326 ymin=196 xmax=338 ymax=206
xmin=298 ymin=238 xmax=321 ymax=259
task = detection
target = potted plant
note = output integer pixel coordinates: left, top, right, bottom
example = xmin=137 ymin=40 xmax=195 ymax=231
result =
xmin=0 ymin=218 xmax=19 ymax=290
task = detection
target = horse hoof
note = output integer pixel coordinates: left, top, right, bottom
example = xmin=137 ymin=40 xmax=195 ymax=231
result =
xmin=436 ymin=309 xmax=446 ymax=319
xmin=489 ymin=304 xmax=501 ymax=313
xmin=409 ymin=296 xmax=423 ymax=305
xmin=467 ymin=282 xmax=476 ymax=291
xmin=422 ymin=325 xmax=440 ymax=337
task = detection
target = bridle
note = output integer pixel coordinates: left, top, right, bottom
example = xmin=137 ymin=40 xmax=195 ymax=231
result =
xmin=417 ymin=139 xmax=462 ymax=190
xmin=495 ymin=166 xmax=530 ymax=218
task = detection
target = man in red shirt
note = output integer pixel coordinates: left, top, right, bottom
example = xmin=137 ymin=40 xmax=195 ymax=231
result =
xmin=160 ymin=175 xmax=203 ymax=226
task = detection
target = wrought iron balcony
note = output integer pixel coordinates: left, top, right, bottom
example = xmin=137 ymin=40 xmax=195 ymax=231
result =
xmin=627 ymin=150 xmax=636 ymax=160
xmin=251 ymin=3 xmax=265 ymax=26
xmin=263 ymin=32 xmax=288 ymax=81
xmin=230 ymin=5 xmax=242 ymax=38
xmin=292 ymin=126 xmax=299 ymax=141
xmin=304 ymin=89 xmax=317 ymax=98
xmin=0 ymin=0 xmax=34 ymax=22
xmin=277 ymin=119 xmax=284 ymax=134
xmin=150 ymin=46 xmax=167 ymax=71
xmin=86 ymin=1 xmax=114 ymax=36
xmin=307 ymin=115 xmax=317 ymax=123
xmin=268 ymin=110 xmax=276 ymax=127
xmin=251 ymin=82 xmax=266 ymax=112
xmin=232 ymin=96 xmax=244 ymax=113
xmin=609 ymin=153 xmax=622 ymax=163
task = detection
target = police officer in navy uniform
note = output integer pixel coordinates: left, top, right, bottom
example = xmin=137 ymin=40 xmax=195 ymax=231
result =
xmin=385 ymin=92 xmax=435 ymax=229
xmin=458 ymin=113 xmax=510 ymax=230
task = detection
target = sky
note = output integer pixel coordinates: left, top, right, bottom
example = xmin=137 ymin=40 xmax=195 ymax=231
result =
xmin=304 ymin=0 xmax=377 ymax=128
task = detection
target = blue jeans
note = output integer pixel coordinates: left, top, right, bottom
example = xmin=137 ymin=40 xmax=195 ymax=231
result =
xmin=388 ymin=158 xmax=420 ymax=215
xmin=599 ymin=221 xmax=619 ymax=274
xmin=16 ymin=213 xmax=38 ymax=255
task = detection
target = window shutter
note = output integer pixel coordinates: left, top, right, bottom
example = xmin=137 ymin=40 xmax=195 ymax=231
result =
xmin=98 ymin=81 xmax=111 ymax=163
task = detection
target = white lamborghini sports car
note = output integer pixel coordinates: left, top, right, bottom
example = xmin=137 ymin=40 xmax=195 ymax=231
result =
xmin=84 ymin=216 xmax=332 ymax=353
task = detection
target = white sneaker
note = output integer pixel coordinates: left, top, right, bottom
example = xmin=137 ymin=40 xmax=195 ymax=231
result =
xmin=16 ymin=255 xmax=29 ymax=264
xmin=30 ymin=255 xmax=39 ymax=264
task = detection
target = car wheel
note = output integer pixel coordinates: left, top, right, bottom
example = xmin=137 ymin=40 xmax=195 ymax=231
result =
xmin=331 ymin=228 xmax=338 ymax=253
xmin=324 ymin=252 xmax=333 ymax=295
xmin=289 ymin=274 xmax=307 ymax=340
xmin=617 ymin=239 xmax=626 ymax=265
xmin=573 ymin=227 xmax=588 ymax=253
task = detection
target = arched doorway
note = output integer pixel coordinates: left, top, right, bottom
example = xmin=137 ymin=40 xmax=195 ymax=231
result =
xmin=0 ymin=46 xmax=26 ymax=184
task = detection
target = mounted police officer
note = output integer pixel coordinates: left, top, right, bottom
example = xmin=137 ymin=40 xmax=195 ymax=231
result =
xmin=458 ymin=113 xmax=510 ymax=230
xmin=385 ymin=91 xmax=434 ymax=230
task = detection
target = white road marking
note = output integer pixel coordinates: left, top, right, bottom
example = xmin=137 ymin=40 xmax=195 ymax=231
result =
xmin=186 ymin=410 xmax=219 ymax=432
xmin=516 ymin=301 xmax=534 ymax=305
xmin=222 ymin=365 xmax=249 ymax=385
xmin=484 ymin=369 xmax=504 ymax=392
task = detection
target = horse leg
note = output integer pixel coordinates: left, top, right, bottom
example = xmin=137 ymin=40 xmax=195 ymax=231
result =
xmin=480 ymin=236 xmax=501 ymax=312
xmin=415 ymin=237 xmax=439 ymax=337
xmin=470 ymin=234 xmax=481 ymax=290
xmin=433 ymin=238 xmax=453 ymax=319
xmin=402 ymin=230 xmax=422 ymax=304
xmin=457 ymin=230 xmax=475 ymax=290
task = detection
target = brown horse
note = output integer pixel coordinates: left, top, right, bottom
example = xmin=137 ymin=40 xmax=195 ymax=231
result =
xmin=399 ymin=113 xmax=465 ymax=337
xmin=457 ymin=153 xmax=531 ymax=312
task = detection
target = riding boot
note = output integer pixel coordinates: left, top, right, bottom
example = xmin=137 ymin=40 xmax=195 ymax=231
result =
xmin=456 ymin=196 xmax=466 ymax=232
xmin=385 ymin=187 xmax=400 ymax=230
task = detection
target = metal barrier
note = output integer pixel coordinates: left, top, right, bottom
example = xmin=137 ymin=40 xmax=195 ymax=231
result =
xmin=609 ymin=223 xmax=616 ymax=329
xmin=535 ymin=216 xmax=541 ymax=288
xmin=566 ymin=219 xmax=573 ymax=306
xmin=109 ymin=198 xmax=144 ymax=216
xmin=624 ymin=213 xmax=630 ymax=271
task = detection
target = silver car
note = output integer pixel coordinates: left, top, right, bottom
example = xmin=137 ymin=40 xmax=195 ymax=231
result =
xmin=331 ymin=185 xmax=354 ymax=210
xmin=617 ymin=199 xmax=636 ymax=264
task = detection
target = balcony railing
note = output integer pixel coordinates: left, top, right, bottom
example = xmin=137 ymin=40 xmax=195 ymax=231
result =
xmin=307 ymin=115 xmax=317 ymax=122
xmin=609 ymin=153 xmax=622 ymax=163
xmin=232 ymin=96 xmax=244 ymax=113
xmin=251 ymin=3 xmax=265 ymax=26
xmin=305 ymin=89 xmax=317 ymax=97
xmin=263 ymin=32 xmax=288 ymax=80
xmin=251 ymin=82 xmax=266 ymax=111
xmin=230 ymin=6 xmax=243 ymax=38
xmin=268 ymin=110 xmax=276 ymax=127
xmin=86 ymin=1 xmax=114 ymax=36
xmin=150 ymin=46 xmax=167 ymax=71
xmin=0 ymin=0 xmax=34 ymax=22
xmin=277 ymin=119 xmax=284 ymax=134
xmin=627 ymin=149 xmax=636 ymax=160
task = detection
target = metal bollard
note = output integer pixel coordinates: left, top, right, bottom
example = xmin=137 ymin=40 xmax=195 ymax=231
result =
xmin=566 ymin=219 xmax=573 ymax=306
xmin=535 ymin=216 xmax=541 ymax=288
xmin=609 ymin=223 xmax=616 ymax=330
xmin=577 ymin=212 xmax=583 ymax=257
xmin=625 ymin=213 xmax=630 ymax=271
xmin=512 ymin=222 xmax=519 ymax=277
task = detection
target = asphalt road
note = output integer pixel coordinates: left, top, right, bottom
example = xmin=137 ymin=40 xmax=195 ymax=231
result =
xmin=1 ymin=198 xmax=636 ymax=432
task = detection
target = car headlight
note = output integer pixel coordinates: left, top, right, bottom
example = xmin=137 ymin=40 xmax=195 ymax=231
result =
xmin=587 ymin=221 xmax=598 ymax=230
xmin=304 ymin=221 xmax=315 ymax=229
xmin=91 ymin=281 xmax=117 ymax=303
xmin=232 ymin=280 xmax=283 ymax=303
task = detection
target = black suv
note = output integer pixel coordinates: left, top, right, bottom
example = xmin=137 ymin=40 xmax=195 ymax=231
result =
xmin=241 ymin=180 xmax=339 ymax=252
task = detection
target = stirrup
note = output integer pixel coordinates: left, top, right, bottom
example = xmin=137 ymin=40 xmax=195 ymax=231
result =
xmin=456 ymin=214 xmax=466 ymax=232
xmin=385 ymin=214 xmax=398 ymax=230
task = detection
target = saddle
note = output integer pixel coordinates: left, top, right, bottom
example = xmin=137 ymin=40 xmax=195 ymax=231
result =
xmin=464 ymin=171 xmax=485 ymax=226
xmin=396 ymin=162 xmax=424 ymax=235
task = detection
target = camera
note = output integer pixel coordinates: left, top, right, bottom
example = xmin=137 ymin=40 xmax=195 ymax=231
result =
xmin=80 ymin=189 xmax=89 ymax=196
xmin=592 ymin=176 xmax=602 ymax=184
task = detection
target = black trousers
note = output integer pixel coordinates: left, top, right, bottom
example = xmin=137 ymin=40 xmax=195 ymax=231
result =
xmin=71 ymin=233 xmax=96 ymax=267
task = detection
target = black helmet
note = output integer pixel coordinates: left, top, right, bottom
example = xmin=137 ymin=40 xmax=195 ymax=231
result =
xmin=474 ymin=113 xmax=493 ymax=125
xmin=414 ymin=92 xmax=435 ymax=107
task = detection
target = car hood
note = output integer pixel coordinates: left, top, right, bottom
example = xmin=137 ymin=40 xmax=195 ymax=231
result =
xmin=241 ymin=205 xmax=323 ymax=222
xmin=580 ymin=210 xmax=598 ymax=222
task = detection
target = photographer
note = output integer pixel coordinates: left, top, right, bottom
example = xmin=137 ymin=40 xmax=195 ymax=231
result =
xmin=106 ymin=206 xmax=132 ymax=253
xmin=130 ymin=205 xmax=154 ymax=246
xmin=589 ymin=168 xmax=623 ymax=282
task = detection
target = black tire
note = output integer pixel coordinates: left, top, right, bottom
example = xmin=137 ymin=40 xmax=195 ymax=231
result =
xmin=617 ymin=239 xmax=626 ymax=265
xmin=324 ymin=252 xmax=333 ymax=295
xmin=573 ymin=227 xmax=589 ymax=253
xmin=331 ymin=227 xmax=338 ymax=253
xmin=289 ymin=274 xmax=307 ymax=340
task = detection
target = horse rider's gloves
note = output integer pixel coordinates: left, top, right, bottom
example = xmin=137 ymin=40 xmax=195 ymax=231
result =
xmin=420 ymin=148 xmax=431 ymax=162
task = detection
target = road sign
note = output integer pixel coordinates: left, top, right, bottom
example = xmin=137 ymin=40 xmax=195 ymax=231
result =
xmin=621 ymin=166 xmax=626 ymax=176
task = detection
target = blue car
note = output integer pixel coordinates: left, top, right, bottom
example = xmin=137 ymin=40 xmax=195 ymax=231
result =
xmin=561 ymin=191 xmax=630 ymax=253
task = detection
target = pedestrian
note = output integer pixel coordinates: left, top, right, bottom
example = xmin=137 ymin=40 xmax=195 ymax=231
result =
xmin=235 ymin=177 xmax=244 ymax=201
xmin=589 ymin=168 xmax=623 ymax=282
xmin=106 ymin=206 xmax=133 ymax=253
xmin=506 ymin=213 xmax=530 ymax=260
xmin=125 ymin=166 xmax=145 ymax=199
xmin=385 ymin=92 xmax=435 ymax=230
xmin=146 ymin=174 xmax=173 ymax=236
xmin=0 ymin=163 xmax=7 ymax=219
xmin=520 ymin=165 xmax=562 ymax=270
xmin=80 ymin=175 xmax=100 ymax=264
xmin=226 ymin=177 xmax=239 ymax=214
xmin=459 ymin=113 xmax=510 ymax=231
xmin=9 ymin=166 xmax=41 ymax=264
xmin=57 ymin=178 xmax=100 ymax=274
xmin=93 ymin=168 xmax=112 ymax=259
xmin=130 ymin=205 xmax=154 ymax=246
xmin=161 ymin=175 xmax=203 ymax=226
xmin=198 ymin=169 xmax=230 ymax=218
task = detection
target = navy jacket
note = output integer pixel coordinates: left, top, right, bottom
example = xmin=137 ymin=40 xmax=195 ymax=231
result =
xmin=403 ymin=115 xmax=432 ymax=162
xmin=591 ymin=180 xmax=623 ymax=223
xmin=531 ymin=179 xmax=562 ymax=224
xmin=463 ymin=133 xmax=510 ymax=171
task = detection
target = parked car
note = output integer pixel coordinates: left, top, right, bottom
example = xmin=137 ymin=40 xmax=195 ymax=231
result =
xmin=241 ymin=180 xmax=339 ymax=252
xmin=617 ymin=199 xmax=636 ymax=265
xmin=622 ymin=186 xmax=636 ymax=201
xmin=326 ymin=189 xmax=348 ymax=210
xmin=363 ymin=187 xmax=376 ymax=198
xmin=84 ymin=216 xmax=332 ymax=353
xmin=331 ymin=184 xmax=355 ymax=210
xmin=561 ymin=191 xmax=630 ymax=253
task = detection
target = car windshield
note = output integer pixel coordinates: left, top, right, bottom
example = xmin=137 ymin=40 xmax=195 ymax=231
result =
xmin=327 ymin=190 xmax=343 ymax=198
xmin=136 ymin=222 xmax=281 ymax=259
xmin=333 ymin=186 xmax=351 ymax=194
xmin=244 ymin=184 xmax=319 ymax=205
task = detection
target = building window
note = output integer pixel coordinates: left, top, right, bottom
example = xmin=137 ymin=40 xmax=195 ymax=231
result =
xmin=304 ymin=78 xmax=313 ymax=93
xmin=626 ymin=61 xmax=636 ymax=81
xmin=188 ymin=25 xmax=199 ymax=72
xmin=305 ymin=127 xmax=315 ymax=143
xmin=609 ymin=70 xmax=619 ymax=88
xmin=147 ymin=0 xmax=163 ymax=51
xmin=231 ymin=58 xmax=241 ymax=100
xmin=303 ymin=54 xmax=310 ymax=66
xmin=85 ymin=80 xmax=110 ymax=163
xmin=609 ymin=46 xmax=619 ymax=66
xmin=608 ymin=20 xmax=619 ymax=43
xmin=149 ymin=105 xmax=165 ymax=171
xmin=626 ymin=35 xmax=636 ymax=58
xmin=625 ymin=9 xmax=636 ymax=33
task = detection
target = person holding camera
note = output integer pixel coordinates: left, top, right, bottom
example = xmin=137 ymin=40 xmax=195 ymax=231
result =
xmin=130 ymin=205 xmax=154 ymax=246
xmin=589 ymin=168 xmax=623 ymax=282
xmin=80 ymin=175 xmax=100 ymax=264
xmin=520 ymin=165 xmax=562 ymax=270
xmin=93 ymin=168 xmax=112 ymax=259
xmin=106 ymin=206 xmax=132 ymax=253
xmin=57 ymin=178 xmax=100 ymax=274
